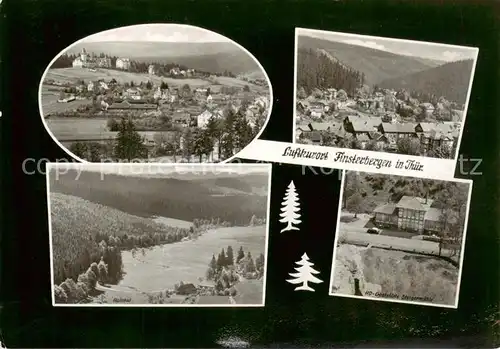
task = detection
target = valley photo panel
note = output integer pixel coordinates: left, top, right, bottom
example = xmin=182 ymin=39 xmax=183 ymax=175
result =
xmin=293 ymin=28 xmax=478 ymax=179
xmin=46 ymin=162 xmax=271 ymax=307
xmin=329 ymin=170 xmax=472 ymax=308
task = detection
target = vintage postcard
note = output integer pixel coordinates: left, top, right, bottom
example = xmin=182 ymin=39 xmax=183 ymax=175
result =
xmin=328 ymin=170 xmax=472 ymax=308
xmin=290 ymin=28 xmax=478 ymax=178
xmin=47 ymin=162 xmax=271 ymax=307
xmin=38 ymin=23 xmax=272 ymax=164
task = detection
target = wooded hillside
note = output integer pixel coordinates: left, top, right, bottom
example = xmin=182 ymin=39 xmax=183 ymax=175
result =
xmin=378 ymin=59 xmax=475 ymax=105
xmin=49 ymin=170 xmax=269 ymax=225
xmin=296 ymin=48 xmax=365 ymax=96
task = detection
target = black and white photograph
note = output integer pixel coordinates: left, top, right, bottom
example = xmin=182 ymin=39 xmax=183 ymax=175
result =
xmin=329 ymin=170 xmax=472 ymax=308
xmin=39 ymin=24 xmax=273 ymax=163
xmin=293 ymin=28 xmax=478 ymax=173
xmin=47 ymin=162 xmax=271 ymax=306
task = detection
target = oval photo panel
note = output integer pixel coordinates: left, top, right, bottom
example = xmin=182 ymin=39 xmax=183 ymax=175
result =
xmin=39 ymin=24 xmax=273 ymax=163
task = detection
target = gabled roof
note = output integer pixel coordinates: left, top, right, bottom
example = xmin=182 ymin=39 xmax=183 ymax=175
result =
xmin=351 ymin=120 xmax=376 ymax=133
xmin=380 ymin=123 xmax=416 ymax=134
xmin=308 ymin=122 xmax=331 ymax=131
xmin=373 ymin=203 xmax=397 ymax=215
xmin=396 ymin=196 xmax=427 ymax=211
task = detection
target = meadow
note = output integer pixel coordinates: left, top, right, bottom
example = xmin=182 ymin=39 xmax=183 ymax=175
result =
xmin=113 ymin=225 xmax=266 ymax=293
xmin=40 ymin=85 xmax=92 ymax=115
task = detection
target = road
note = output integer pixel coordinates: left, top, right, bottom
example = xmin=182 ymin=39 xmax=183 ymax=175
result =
xmin=341 ymin=231 xmax=443 ymax=255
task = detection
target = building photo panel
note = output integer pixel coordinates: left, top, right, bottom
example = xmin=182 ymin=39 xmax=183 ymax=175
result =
xmin=39 ymin=23 xmax=273 ymax=163
xmin=329 ymin=170 xmax=472 ymax=308
xmin=47 ymin=162 xmax=271 ymax=306
xmin=294 ymin=28 xmax=478 ymax=162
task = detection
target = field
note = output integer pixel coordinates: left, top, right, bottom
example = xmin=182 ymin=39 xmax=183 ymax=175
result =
xmin=40 ymin=85 xmax=92 ymax=116
xmin=332 ymin=244 xmax=458 ymax=306
xmin=43 ymin=68 xmax=269 ymax=94
xmin=92 ymin=225 xmax=267 ymax=303
xmin=45 ymin=117 xmax=109 ymax=138
xmin=44 ymin=117 xmax=167 ymax=142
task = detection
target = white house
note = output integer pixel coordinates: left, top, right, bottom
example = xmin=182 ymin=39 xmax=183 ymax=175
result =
xmin=116 ymin=58 xmax=131 ymax=70
xmin=197 ymin=110 xmax=214 ymax=128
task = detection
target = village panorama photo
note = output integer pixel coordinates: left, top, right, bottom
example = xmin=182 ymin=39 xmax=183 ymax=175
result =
xmin=47 ymin=162 xmax=271 ymax=306
xmin=329 ymin=170 xmax=472 ymax=308
xmin=39 ymin=24 xmax=273 ymax=163
xmin=294 ymin=28 xmax=478 ymax=161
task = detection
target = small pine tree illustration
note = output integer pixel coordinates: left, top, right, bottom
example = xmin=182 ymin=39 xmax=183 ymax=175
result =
xmin=286 ymin=253 xmax=323 ymax=292
xmin=279 ymin=180 xmax=301 ymax=232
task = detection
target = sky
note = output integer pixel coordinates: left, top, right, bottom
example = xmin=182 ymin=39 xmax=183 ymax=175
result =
xmin=299 ymin=29 xmax=478 ymax=62
xmin=49 ymin=163 xmax=270 ymax=178
xmin=83 ymin=24 xmax=231 ymax=43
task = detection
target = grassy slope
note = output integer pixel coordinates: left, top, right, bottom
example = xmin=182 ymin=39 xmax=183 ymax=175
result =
xmin=49 ymin=170 xmax=269 ymax=224
xmin=378 ymin=59 xmax=475 ymax=105
xmin=298 ymin=35 xmax=437 ymax=85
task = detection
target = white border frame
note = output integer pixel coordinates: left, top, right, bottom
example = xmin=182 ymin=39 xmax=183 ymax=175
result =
xmin=292 ymin=27 xmax=479 ymax=178
xmin=38 ymin=23 xmax=274 ymax=164
xmin=47 ymin=162 xmax=273 ymax=307
xmin=328 ymin=170 xmax=473 ymax=309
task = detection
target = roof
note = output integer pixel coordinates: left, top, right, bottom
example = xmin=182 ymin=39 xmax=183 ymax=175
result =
xmin=351 ymin=120 xmax=377 ymax=133
xmin=197 ymin=296 xmax=231 ymax=304
xmin=108 ymin=101 xmax=157 ymax=110
xmin=308 ymin=122 xmax=331 ymax=131
xmin=373 ymin=203 xmax=397 ymax=215
xmin=380 ymin=123 xmax=416 ymax=133
xmin=396 ymin=196 xmax=427 ymax=211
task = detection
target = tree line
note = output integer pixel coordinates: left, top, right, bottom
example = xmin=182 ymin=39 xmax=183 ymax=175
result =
xmin=50 ymin=53 xmax=236 ymax=78
xmin=296 ymin=48 xmax=365 ymax=96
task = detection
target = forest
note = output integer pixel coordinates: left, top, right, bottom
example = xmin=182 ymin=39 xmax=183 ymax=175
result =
xmin=378 ymin=59 xmax=475 ymax=106
xmin=296 ymin=48 xmax=365 ymax=96
xmin=49 ymin=169 xmax=269 ymax=225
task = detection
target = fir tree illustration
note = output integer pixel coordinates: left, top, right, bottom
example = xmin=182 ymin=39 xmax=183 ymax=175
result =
xmin=286 ymin=253 xmax=323 ymax=292
xmin=279 ymin=180 xmax=301 ymax=232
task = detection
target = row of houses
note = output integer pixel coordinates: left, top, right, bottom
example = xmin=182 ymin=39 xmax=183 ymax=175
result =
xmin=297 ymin=115 xmax=460 ymax=152
xmin=372 ymin=195 xmax=458 ymax=235
xmin=71 ymin=48 xmax=130 ymax=70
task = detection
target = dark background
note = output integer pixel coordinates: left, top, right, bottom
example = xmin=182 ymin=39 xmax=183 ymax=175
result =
xmin=1 ymin=0 xmax=499 ymax=347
